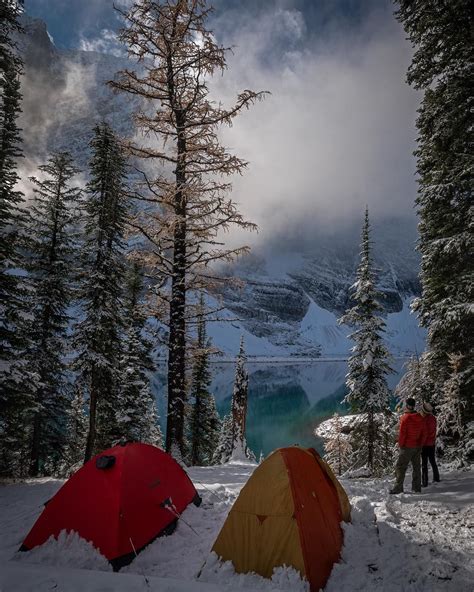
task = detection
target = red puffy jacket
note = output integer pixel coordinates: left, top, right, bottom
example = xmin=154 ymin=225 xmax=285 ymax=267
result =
xmin=423 ymin=414 xmax=437 ymax=446
xmin=398 ymin=412 xmax=426 ymax=448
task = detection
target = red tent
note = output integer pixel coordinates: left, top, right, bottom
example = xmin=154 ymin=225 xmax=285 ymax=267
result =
xmin=21 ymin=442 xmax=201 ymax=570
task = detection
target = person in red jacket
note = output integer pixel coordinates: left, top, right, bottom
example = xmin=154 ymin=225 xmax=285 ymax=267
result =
xmin=420 ymin=401 xmax=440 ymax=486
xmin=390 ymin=398 xmax=426 ymax=494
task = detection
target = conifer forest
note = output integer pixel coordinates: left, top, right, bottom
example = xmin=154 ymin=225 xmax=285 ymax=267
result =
xmin=0 ymin=1 xmax=472 ymax=591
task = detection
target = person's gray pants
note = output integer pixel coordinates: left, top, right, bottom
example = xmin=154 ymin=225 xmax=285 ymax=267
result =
xmin=394 ymin=447 xmax=422 ymax=492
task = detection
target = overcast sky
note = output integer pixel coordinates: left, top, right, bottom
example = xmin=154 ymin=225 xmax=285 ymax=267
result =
xmin=23 ymin=0 xmax=419 ymax=246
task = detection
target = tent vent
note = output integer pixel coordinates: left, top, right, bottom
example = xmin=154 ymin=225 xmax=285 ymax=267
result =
xmin=96 ymin=455 xmax=116 ymax=470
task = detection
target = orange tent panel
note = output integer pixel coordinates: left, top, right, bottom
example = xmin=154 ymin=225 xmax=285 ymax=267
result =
xmin=310 ymin=449 xmax=351 ymax=523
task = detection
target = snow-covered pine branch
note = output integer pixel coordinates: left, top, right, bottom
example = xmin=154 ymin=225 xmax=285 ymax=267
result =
xmin=189 ymin=295 xmax=221 ymax=465
xmin=323 ymin=413 xmax=352 ymax=476
xmin=25 ymin=152 xmax=82 ymax=476
xmin=60 ymin=383 xmax=88 ymax=475
xmin=189 ymin=295 xmax=220 ymax=466
xmin=395 ymin=0 xmax=473 ymax=461
xmin=338 ymin=207 xmax=394 ymax=475
xmin=228 ymin=337 xmax=255 ymax=463
xmin=114 ymin=262 xmax=163 ymax=448
xmin=0 ymin=0 xmax=35 ymax=478
xmin=394 ymin=353 xmax=434 ymax=412
xmin=73 ymin=123 xmax=129 ymax=462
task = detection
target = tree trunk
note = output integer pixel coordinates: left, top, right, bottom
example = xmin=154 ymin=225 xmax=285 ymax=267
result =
xmin=191 ymin=391 xmax=201 ymax=465
xmin=29 ymin=413 xmax=41 ymax=476
xmin=232 ymin=386 xmax=248 ymax=449
xmin=166 ymin=115 xmax=187 ymax=456
xmin=166 ymin=223 xmax=186 ymax=454
xmin=84 ymin=378 xmax=98 ymax=463
xmin=367 ymin=410 xmax=375 ymax=471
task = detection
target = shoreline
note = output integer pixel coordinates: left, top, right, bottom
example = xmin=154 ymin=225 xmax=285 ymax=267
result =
xmin=154 ymin=355 xmax=413 ymax=365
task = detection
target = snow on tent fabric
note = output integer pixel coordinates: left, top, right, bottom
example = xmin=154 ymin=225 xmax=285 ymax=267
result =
xmin=211 ymin=446 xmax=350 ymax=592
xmin=20 ymin=442 xmax=201 ymax=570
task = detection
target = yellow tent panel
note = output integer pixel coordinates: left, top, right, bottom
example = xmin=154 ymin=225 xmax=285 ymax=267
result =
xmin=212 ymin=449 xmax=305 ymax=578
xmin=211 ymin=446 xmax=350 ymax=592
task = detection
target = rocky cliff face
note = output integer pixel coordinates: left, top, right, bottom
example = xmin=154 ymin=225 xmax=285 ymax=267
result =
xmin=15 ymin=16 xmax=425 ymax=358
xmin=17 ymin=15 xmax=135 ymax=166
xmin=214 ymin=216 xmax=423 ymax=357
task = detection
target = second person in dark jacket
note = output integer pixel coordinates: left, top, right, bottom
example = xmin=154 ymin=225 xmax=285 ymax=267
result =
xmin=421 ymin=401 xmax=440 ymax=486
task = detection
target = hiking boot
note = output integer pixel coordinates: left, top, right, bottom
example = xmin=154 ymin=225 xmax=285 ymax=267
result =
xmin=389 ymin=488 xmax=403 ymax=495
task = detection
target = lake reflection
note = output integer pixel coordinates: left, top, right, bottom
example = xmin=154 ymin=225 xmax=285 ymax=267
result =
xmin=153 ymin=359 xmax=407 ymax=458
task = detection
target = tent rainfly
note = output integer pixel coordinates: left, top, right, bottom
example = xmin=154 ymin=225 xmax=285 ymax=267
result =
xmin=21 ymin=442 xmax=201 ymax=570
xmin=211 ymin=446 xmax=350 ymax=592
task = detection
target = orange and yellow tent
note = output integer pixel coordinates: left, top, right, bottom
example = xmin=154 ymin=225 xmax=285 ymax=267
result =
xmin=212 ymin=446 xmax=350 ymax=592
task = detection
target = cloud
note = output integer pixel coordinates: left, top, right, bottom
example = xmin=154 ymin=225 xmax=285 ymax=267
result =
xmin=20 ymin=1 xmax=419 ymax=253
xmin=205 ymin=2 xmax=419 ymax=247
xmin=79 ymin=28 xmax=125 ymax=57
xmin=20 ymin=54 xmax=97 ymax=158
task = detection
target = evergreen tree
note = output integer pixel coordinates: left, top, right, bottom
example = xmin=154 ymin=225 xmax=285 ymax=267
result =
xmin=0 ymin=0 xmax=33 ymax=477
xmin=324 ymin=413 xmax=352 ymax=476
xmin=437 ymin=354 xmax=470 ymax=466
xmin=26 ymin=152 xmax=81 ymax=475
xmin=204 ymin=394 xmax=221 ymax=461
xmin=213 ymin=413 xmax=233 ymax=465
xmin=395 ymin=1 xmax=474 ymax=451
xmin=229 ymin=337 xmax=255 ymax=462
xmin=190 ymin=297 xmax=220 ymax=466
xmin=394 ymin=354 xmax=433 ymax=411
xmin=74 ymin=123 xmax=128 ymax=461
xmin=60 ymin=383 xmax=88 ymax=475
xmin=115 ymin=262 xmax=163 ymax=447
xmin=0 ymin=0 xmax=24 ymax=359
xmin=349 ymin=413 xmax=397 ymax=477
xmin=339 ymin=207 xmax=393 ymax=475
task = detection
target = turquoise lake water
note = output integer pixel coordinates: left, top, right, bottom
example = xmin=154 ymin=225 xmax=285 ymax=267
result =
xmin=153 ymin=359 xmax=407 ymax=457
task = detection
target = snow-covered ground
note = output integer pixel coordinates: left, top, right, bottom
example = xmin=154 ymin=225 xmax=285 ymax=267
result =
xmin=1 ymin=463 xmax=472 ymax=591
xmin=328 ymin=471 xmax=473 ymax=592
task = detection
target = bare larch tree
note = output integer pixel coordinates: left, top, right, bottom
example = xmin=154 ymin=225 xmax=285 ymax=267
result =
xmin=110 ymin=0 xmax=265 ymax=457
